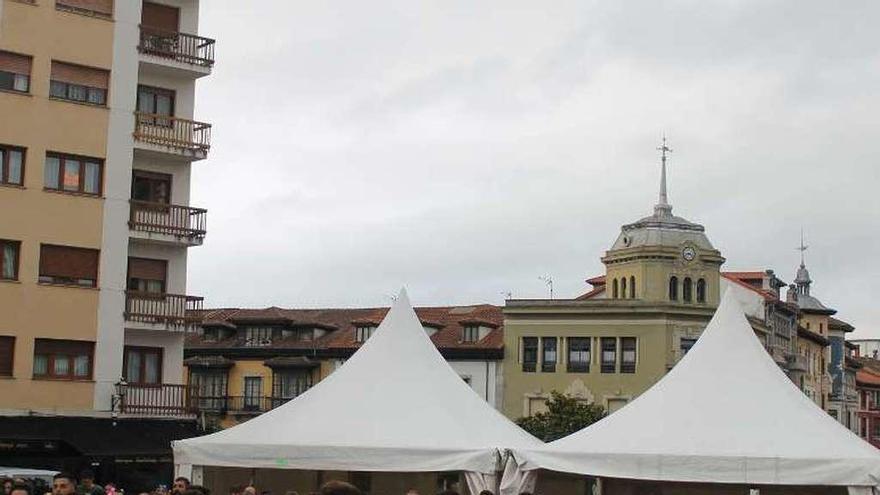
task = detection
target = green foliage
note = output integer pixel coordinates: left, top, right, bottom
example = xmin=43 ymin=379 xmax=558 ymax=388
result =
xmin=515 ymin=391 xmax=606 ymax=442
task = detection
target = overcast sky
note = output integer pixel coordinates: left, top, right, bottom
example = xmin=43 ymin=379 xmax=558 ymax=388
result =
xmin=189 ymin=1 xmax=880 ymax=336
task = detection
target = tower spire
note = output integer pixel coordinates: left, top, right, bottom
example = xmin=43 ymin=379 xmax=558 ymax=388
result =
xmin=654 ymin=134 xmax=673 ymax=217
xmin=797 ymin=228 xmax=808 ymax=266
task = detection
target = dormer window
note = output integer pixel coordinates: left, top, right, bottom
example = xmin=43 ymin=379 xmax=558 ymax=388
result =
xmin=462 ymin=325 xmax=480 ymax=343
xmin=244 ymin=327 xmax=275 ymax=347
xmin=355 ymin=325 xmax=376 ymax=343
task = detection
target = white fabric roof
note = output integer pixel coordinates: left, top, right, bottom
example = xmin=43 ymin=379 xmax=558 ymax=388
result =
xmin=173 ymin=289 xmax=540 ymax=474
xmin=512 ymin=292 xmax=880 ymax=487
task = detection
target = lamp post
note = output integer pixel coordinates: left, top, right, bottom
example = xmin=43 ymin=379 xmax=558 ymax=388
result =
xmin=111 ymin=377 xmax=128 ymax=426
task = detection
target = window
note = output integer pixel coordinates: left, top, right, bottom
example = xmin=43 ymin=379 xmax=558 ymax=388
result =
xmin=137 ymin=85 xmax=175 ymax=126
xmin=33 ymin=339 xmax=93 ymax=380
xmin=522 ymin=337 xmax=538 ymax=372
xmin=620 ymin=277 xmax=627 ymax=299
xmin=123 ymin=346 xmax=162 ymax=385
xmin=541 ymin=337 xmax=557 ymax=373
xmin=669 ymin=276 xmax=679 ymax=301
xmin=131 ymin=170 xmax=171 ymax=204
xmin=243 ymin=376 xmax=263 ymax=411
xmin=612 ymin=279 xmax=619 ymax=299
xmin=142 ymin=2 xmax=180 ymax=31
xmin=272 ymin=370 xmax=311 ymax=400
xmin=0 ymin=51 xmax=31 ymax=93
xmin=38 ymin=244 xmax=99 ymax=287
xmin=0 ymin=240 xmax=20 ymax=281
xmin=0 ymin=336 xmax=13 ymax=376
xmin=680 ymin=337 xmax=697 ymax=356
xmin=49 ymin=61 xmax=109 ymax=106
xmin=56 ymin=0 xmax=113 ymax=18
xmin=44 ymin=153 xmax=103 ymax=195
xmin=0 ymin=145 xmax=25 ymax=187
xmin=127 ymin=257 xmax=167 ymax=294
xmin=601 ymin=337 xmax=617 ymax=373
xmin=621 ymin=337 xmax=637 ymax=373
xmin=567 ymin=337 xmax=591 ymax=373
xmin=682 ymin=277 xmax=693 ymax=303
xmin=696 ymin=278 xmax=706 ymax=303
xmin=191 ymin=370 xmax=228 ymax=410
xmin=629 ymin=276 xmax=635 ymax=299
xmin=355 ymin=325 xmax=376 ymax=343
xmin=462 ymin=325 xmax=480 ymax=343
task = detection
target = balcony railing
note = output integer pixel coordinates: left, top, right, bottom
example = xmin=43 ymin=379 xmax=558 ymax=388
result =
xmin=116 ymin=383 xmax=196 ymax=417
xmin=139 ymin=26 xmax=215 ymax=67
xmin=129 ymin=200 xmax=207 ymax=242
xmin=125 ymin=290 xmax=204 ymax=328
xmin=134 ymin=112 xmax=212 ymax=154
xmin=190 ymin=396 xmax=292 ymax=414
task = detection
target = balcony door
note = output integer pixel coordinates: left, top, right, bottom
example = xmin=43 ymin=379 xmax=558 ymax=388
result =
xmin=192 ymin=370 xmax=228 ymax=410
xmin=132 ymin=170 xmax=172 ymax=205
xmin=124 ymin=346 xmax=163 ymax=385
xmin=142 ymin=2 xmax=180 ymax=32
xmin=243 ymin=376 xmax=263 ymax=411
xmin=272 ymin=369 xmax=312 ymax=406
xmin=127 ymin=257 xmax=167 ymax=294
xmin=137 ymin=85 xmax=175 ymax=126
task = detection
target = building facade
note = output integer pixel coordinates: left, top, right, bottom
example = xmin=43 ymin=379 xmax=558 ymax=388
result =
xmin=502 ymin=147 xmax=725 ymax=419
xmin=0 ymin=0 xmax=211 ymax=488
xmin=185 ymin=305 xmax=505 ymax=429
xmin=856 ymin=357 xmax=880 ymax=449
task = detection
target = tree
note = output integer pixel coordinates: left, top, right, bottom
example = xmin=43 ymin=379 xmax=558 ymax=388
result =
xmin=515 ymin=391 xmax=606 ymax=442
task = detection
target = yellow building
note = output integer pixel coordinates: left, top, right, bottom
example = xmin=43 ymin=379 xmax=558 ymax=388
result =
xmin=501 ymin=143 xmax=726 ymax=418
xmin=787 ymin=259 xmax=834 ymax=409
xmin=0 ymin=0 xmax=212 ymax=488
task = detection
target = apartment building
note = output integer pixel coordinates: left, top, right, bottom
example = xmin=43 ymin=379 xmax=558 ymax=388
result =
xmin=185 ymin=305 xmax=505 ymax=429
xmin=0 ymin=0 xmax=211 ymax=488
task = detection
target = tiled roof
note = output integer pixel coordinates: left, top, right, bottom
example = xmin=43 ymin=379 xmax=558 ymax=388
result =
xmin=856 ymin=362 xmax=880 ymax=387
xmin=187 ymin=304 xmax=504 ymax=353
xmin=829 ymin=316 xmax=855 ymax=332
xmin=575 ymin=285 xmax=606 ymax=300
xmin=585 ymin=275 xmax=606 ymax=286
xmin=797 ymin=325 xmax=830 ymax=346
xmin=721 ymin=272 xmax=777 ymax=302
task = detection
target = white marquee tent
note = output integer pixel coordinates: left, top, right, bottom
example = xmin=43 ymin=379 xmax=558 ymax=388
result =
xmin=506 ymin=293 xmax=880 ymax=493
xmin=173 ymin=289 xmax=541 ymax=494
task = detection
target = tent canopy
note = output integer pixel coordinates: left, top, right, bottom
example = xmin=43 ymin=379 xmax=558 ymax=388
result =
xmin=511 ymin=293 xmax=880 ymax=487
xmin=174 ymin=289 xmax=540 ymax=474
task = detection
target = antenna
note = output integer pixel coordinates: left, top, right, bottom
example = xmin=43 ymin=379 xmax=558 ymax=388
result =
xmin=538 ymin=276 xmax=554 ymax=299
xmin=500 ymin=291 xmax=512 ymax=300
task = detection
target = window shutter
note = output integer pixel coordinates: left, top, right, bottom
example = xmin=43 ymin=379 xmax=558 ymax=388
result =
xmin=0 ymin=336 xmax=14 ymax=376
xmin=57 ymin=0 xmax=113 ymax=16
xmin=141 ymin=2 xmax=180 ymax=31
xmin=128 ymin=257 xmax=167 ymax=281
xmin=0 ymin=51 xmax=32 ymax=75
xmin=39 ymin=245 xmax=100 ymax=280
xmin=50 ymin=61 xmax=109 ymax=89
xmin=34 ymin=338 xmax=93 ymax=356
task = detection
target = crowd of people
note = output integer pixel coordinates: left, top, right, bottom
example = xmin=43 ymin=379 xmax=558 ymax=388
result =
xmin=4 ymin=473 xmax=534 ymax=495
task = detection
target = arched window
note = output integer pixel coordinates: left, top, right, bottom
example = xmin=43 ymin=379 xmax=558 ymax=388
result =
xmin=612 ymin=279 xmax=619 ymax=299
xmin=669 ymin=276 xmax=678 ymax=301
xmin=696 ymin=278 xmax=706 ymax=303
xmin=621 ymin=277 xmax=627 ymax=298
xmin=629 ymin=276 xmax=636 ymax=299
xmin=683 ymin=277 xmax=693 ymax=303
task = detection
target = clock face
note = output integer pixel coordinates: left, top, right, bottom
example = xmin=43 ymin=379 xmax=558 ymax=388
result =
xmin=682 ymin=246 xmax=697 ymax=262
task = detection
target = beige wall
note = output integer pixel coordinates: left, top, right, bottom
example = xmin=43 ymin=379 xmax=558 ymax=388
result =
xmin=0 ymin=0 xmax=114 ymax=412
xmin=501 ymin=310 xmax=712 ymax=419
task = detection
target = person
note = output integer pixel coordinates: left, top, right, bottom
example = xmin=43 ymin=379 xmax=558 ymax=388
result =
xmin=4 ymin=478 xmax=14 ymax=495
xmin=77 ymin=470 xmax=103 ymax=495
xmin=318 ymin=482 xmax=361 ymax=495
xmin=241 ymin=487 xmax=255 ymax=495
xmin=52 ymin=474 xmax=77 ymax=495
xmin=172 ymin=479 xmax=189 ymax=495
xmin=185 ymin=487 xmax=210 ymax=495
xmin=405 ymin=490 xmax=420 ymax=495
xmin=479 ymin=491 xmax=494 ymax=495
xmin=437 ymin=491 xmax=459 ymax=495
xmin=10 ymin=483 xmax=30 ymax=495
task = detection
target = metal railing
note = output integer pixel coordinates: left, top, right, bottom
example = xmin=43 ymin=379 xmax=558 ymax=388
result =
xmin=189 ymin=396 xmax=293 ymax=414
xmin=124 ymin=290 xmax=204 ymax=328
xmin=129 ymin=200 xmax=207 ymax=241
xmin=133 ymin=112 xmax=212 ymax=154
xmin=139 ymin=26 xmax=215 ymax=67
xmin=116 ymin=383 xmax=196 ymax=416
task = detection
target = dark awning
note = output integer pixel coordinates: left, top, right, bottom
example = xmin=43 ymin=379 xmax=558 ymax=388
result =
xmin=0 ymin=416 xmax=201 ymax=457
xmin=262 ymin=356 xmax=320 ymax=369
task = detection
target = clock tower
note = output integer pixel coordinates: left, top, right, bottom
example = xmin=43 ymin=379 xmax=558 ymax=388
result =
xmin=601 ymin=139 xmax=725 ymax=305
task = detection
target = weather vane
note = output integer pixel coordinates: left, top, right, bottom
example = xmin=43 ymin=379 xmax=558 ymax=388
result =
xmin=657 ymin=134 xmax=672 ymax=164
xmin=796 ymin=229 xmax=809 ymax=265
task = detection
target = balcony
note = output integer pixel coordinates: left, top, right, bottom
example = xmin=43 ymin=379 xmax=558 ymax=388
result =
xmin=116 ymin=383 xmax=196 ymax=417
xmin=124 ymin=290 xmax=204 ymax=330
xmin=786 ymin=354 xmax=810 ymax=372
xmin=129 ymin=200 xmax=207 ymax=247
xmin=138 ymin=25 xmax=215 ymax=78
xmin=190 ymin=396 xmax=292 ymax=415
xmin=133 ymin=112 xmax=211 ymax=161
